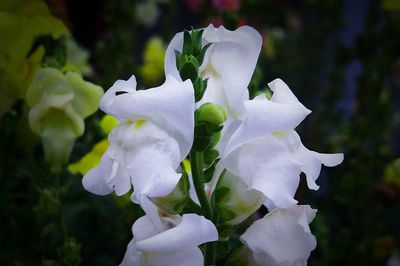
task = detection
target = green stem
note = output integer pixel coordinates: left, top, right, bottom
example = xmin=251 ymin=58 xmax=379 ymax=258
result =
xmin=190 ymin=151 xmax=215 ymax=265
xmin=55 ymin=172 xmax=67 ymax=240
xmin=204 ymin=241 xmax=215 ymax=266
xmin=190 ymin=151 xmax=212 ymax=219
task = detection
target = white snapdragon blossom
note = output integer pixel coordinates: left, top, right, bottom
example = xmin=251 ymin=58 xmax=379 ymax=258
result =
xmin=121 ymin=200 xmax=218 ymax=266
xmin=222 ymin=79 xmax=344 ymax=209
xmin=241 ymin=205 xmax=317 ymax=266
xmin=165 ymin=25 xmax=343 ymax=210
xmin=165 ymin=24 xmax=262 ymax=117
xmin=82 ymin=75 xmax=194 ymax=200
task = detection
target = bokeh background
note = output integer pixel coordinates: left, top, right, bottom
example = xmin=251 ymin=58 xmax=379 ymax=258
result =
xmin=1 ymin=0 xmax=399 ymax=265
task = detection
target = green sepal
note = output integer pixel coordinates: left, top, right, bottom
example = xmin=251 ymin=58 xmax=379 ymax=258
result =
xmin=265 ymin=86 xmax=273 ymax=100
xmin=174 ymin=50 xmax=182 ymax=70
xmin=207 ymin=131 xmax=221 ymax=150
xmin=151 ymin=173 xmax=190 ymax=214
xmin=190 ymin=29 xmax=203 ymax=55
xmin=182 ymin=30 xmax=193 ymax=55
xmin=204 ymin=149 xmax=219 ymax=166
xmin=203 ymin=157 xmax=219 ymax=183
xmin=216 ymin=223 xmax=237 ymax=241
xmin=193 ymin=77 xmax=207 ymax=102
xmin=225 ymin=245 xmax=254 ymax=266
xmin=215 ymin=241 xmax=230 ymax=261
xmin=179 ymin=55 xmax=199 ymax=82
xmin=197 ymin=42 xmax=212 ymax=65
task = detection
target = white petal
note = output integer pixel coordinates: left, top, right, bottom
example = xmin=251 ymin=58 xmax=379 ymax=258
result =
xmin=141 ymin=248 xmax=204 ymax=266
xmin=165 ymin=25 xmax=261 ymax=116
xmin=164 ymin=32 xmax=183 ymax=81
xmin=100 ymin=75 xmax=137 ymax=121
xmin=134 ymin=214 xmax=218 ymax=253
xmin=128 ymin=147 xmax=182 ymax=198
xmin=287 ymin=131 xmax=344 ymax=191
xmin=199 ymin=25 xmax=262 ymax=114
xmin=223 ymin=130 xmax=343 ymax=209
xmin=187 ymin=173 xmax=200 ymax=205
xmin=223 ymin=134 xmax=301 ymax=209
xmin=84 ymin=121 xmax=182 ymax=198
xmin=123 ymin=122 xmax=182 ymax=198
xmin=82 ymin=155 xmax=113 ymax=195
xmin=121 ymin=245 xmax=204 ymax=266
xmin=241 ymin=205 xmax=317 ymax=266
xmin=223 ymin=79 xmax=311 ymax=156
xmin=132 ymin=215 xmax=160 ymax=242
xmin=100 ymin=75 xmax=194 ymax=159
xmin=135 ymin=195 xmax=165 ymax=232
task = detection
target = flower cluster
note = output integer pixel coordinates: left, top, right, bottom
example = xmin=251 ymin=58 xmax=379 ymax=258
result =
xmin=83 ymin=25 xmax=343 ymax=265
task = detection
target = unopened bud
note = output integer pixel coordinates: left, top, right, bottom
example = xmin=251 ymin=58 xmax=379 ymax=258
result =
xmin=196 ymin=103 xmax=227 ymax=127
xmin=214 ymin=171 xmax=264 ymax=225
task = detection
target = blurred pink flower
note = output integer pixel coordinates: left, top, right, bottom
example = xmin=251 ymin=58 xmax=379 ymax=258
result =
xmin=183 ymin=0 xmax=204 ymax=13
xmin=212 ymin=0 xmax=240 ymax=12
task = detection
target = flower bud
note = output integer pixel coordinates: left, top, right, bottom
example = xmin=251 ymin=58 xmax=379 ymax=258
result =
xmin=213 ymin=171 xmax=264 ymax=225
xmin=196 ymin=103 xmax=227 ymax=126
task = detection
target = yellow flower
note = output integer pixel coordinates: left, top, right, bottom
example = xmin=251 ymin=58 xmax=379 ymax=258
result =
xmin=0 ymin=0 xmax=69 ymax=116
xmin=139 ymin=37 xmax=166 ymax=85
xmin=26 ymin=67 xmax=103 ymax=171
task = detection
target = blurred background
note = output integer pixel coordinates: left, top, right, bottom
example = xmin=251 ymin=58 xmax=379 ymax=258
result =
xmin=0 ymin=0 xmax=399 ymax=265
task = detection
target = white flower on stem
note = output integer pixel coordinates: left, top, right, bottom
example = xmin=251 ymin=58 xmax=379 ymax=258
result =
xmin=120 ymin=199 xmax=218 ymax=266
xmin=82 ymin=74 xmax=194 ymax=199
xmin=240 ymin=205 xmax=317 ymax=266
xmin=165 ymin=24 xmax=262 ymax=117
xmin=222 ymin=79 xmax=343 ymax=209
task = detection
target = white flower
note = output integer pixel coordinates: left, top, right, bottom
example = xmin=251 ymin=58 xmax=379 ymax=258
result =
xmin=120 ymin=199 xmax=218 ymax=266
xmin=222 ymin=79 xmax=343 ymax=209
xmin=240 ymin=205 xmax=317 ymax=266
xmin=165 ymin=24 xmax=262 ymax=117
xmin=82 ymin=74 xmax=194 ymax=199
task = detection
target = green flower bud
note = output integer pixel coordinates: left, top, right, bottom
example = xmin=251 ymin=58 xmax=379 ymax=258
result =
xmin=26 ymin=67 xmax=103 ymax=171
xmin=151 ymin=173 xmax=190 ymax=214
xmin=196 ymin=103 xmax=227 ymax=126
xmin=213 ymin=171 xmax=264 ymax=225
